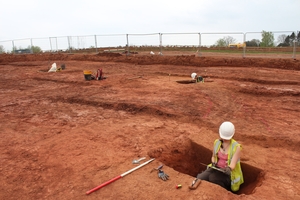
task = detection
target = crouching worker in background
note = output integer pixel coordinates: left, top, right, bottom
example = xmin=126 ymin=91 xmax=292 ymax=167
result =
xmin=91 ymin=68 xmax=106 ymax=80
xmin=189 ymin=121 xmax=244 ymax=192
xmin=191 ymin=72 xmax=204 ymax=83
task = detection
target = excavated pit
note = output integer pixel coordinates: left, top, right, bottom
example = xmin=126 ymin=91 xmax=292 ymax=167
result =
xmin=148 ymin=136 xmax=264 ymax=195
xmin=176 ymin=80 xmax=196 ymax=84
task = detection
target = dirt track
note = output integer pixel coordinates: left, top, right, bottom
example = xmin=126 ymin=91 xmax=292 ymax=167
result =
xmin=0 ymin=53 xmax=300 ymax=200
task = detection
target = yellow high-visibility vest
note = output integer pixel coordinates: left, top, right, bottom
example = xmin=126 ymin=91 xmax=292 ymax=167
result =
xmin=213 ymin=139 xmax=244 ymax=192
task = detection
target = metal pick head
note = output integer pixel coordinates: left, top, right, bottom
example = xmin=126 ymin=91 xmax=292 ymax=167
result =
xmin=132 ymin=157 xmax=146 ymax=164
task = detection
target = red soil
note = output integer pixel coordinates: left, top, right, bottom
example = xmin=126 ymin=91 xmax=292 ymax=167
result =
xmin=0 ymin=53 xmax=299 ymax=200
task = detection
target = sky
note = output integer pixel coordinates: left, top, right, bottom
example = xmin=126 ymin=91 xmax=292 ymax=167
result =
xmin=0 ymin=0 xmax=299 ymax=50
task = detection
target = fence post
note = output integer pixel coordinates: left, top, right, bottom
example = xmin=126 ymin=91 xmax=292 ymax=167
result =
xmin=159 ymin=33 xmax=163 ymax=55
xmin=243 ymin=33 xmax=246 ymax=58
xmin=49 ymin=37 xmax=59 ymax=53
xmin=126 ymin=34 xmax=129 ymax=56
xmin=12 ymin=40 xmax=15 ymax=54
xmin=292 ymin=30 xmax=299 ymax=59
xmin=30 ymin=38 xmax=33 ymax=54
xmin=198 ymin=33 xmax=201 ymax=57
xmin=68 ymin=36 xmax=71 ymax=53
xmin=55 ymin=37 xmax=58 ymax=53
xmin=94 ymin=35 xmax=98 ymax=53
xmin=292 ymin=37 xmax=296 ymax=59
xmin=49 ymin=37 xmax=52 ymax=52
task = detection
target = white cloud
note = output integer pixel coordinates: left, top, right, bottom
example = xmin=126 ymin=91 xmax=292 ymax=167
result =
xmin=0 ymin=0 xmax=299 ymax=42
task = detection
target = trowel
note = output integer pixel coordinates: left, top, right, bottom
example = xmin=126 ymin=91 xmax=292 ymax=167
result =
xmin=132 ymin=157 xmax=146 ymax=164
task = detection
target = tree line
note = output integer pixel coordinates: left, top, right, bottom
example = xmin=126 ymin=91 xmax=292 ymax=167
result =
xmin=215 ymin=30 xmax=300 ymax=47
xmin=0 ymin=45 xmax=42 ymax=54
xmin=1 ymin=31 xmax=299 ymax=53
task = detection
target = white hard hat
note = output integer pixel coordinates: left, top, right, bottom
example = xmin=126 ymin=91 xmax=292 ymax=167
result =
xmin=191 ymin=73 xmax=197 ymax=79
xmin=219 ymin=121 xmax=235 ymax=140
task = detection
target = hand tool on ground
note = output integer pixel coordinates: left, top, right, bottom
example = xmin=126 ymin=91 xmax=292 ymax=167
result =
xmin=150 ymin=164 xmax=163 ymax=173
xmin=199 ymin=162 xmax=226 ymax=173
xmin=158 ymin=169 xmax=169 ymax=181
xmin=86 ymin=158 xmax=155 ymax=195
xmin=132 ymin=157 xmax=146 ymax=164
xmin=189 ymin=178 xmax=201 ymax=190
xmin=150 ymin=165 xmax=169 ymax=181
xmin=176 ymin=184 xmax=182 ymax=189
xmin=191 ymin=178 xmax=198 ymax=187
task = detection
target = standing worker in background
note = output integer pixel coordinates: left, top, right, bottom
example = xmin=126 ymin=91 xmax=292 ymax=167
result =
xmin=189 ymin=121 xmax=244 ymax=192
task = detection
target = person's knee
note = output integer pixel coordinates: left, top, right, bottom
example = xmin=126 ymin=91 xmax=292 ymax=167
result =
xmin=196 ymin=173 xmax=207 ymax=180
xmin=196 ymin=171 xmax=210 ymax=180
xmin=208 ymin=174 xmax=230 ymax=190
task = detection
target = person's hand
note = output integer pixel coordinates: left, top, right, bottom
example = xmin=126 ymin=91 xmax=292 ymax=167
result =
xmin=224 ymin=166 xmax=232 ymax=176
xmin=212 ymin=162 xmax=217 ymax=167
xmin=158 ymin=170 xmax=169 ymax=181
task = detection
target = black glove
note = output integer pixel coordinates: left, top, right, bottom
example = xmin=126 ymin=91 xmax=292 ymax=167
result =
xmin=158 ymin=170 xmax=169 ymax=181
xmin=224 ymin=166 xmax=232 ymax=176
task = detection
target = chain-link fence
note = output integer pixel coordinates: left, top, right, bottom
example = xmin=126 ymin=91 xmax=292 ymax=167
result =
xmin=0 ymin=31 xmax=299 ymax=58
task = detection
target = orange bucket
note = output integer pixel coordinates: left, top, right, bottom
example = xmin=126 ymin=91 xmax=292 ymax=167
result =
xmin=83 ymin=70 xmax=92 ymax=80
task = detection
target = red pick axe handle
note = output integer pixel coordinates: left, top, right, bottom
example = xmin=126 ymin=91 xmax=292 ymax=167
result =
xmin=86 ymin=158 xmax=155 ymax=195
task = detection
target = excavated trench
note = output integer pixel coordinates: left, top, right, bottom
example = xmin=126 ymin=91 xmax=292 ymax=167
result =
xmin=176 ymin=80 xmax=196 ymax=84
xmin=148 ymin=136 xmax=264 ymax=195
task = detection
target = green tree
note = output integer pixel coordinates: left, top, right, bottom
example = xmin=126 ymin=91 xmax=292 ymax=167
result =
xmin=215 ymin=36 xmax=237 ymax=47
xmin=31 ymin=45 xmax=42 ymax=53
xmin=260 ymin=31 xmax=275 ymax=47
xmin=215 ymin=38 xmax=226 ymax=47
xmin=246 ymin=39 xmax=260 ymax=47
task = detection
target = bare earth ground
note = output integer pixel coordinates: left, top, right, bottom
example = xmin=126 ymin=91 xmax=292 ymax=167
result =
xmin=0 ymin=53 xmax=300 ymax=200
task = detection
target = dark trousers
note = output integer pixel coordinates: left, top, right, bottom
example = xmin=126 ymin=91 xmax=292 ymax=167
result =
xmin=197 ymin=168 xmax=231 ymax=191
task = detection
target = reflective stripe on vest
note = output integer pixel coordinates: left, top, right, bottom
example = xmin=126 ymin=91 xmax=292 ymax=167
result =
xmin=232 ymin=176 xmax=241 ymax=184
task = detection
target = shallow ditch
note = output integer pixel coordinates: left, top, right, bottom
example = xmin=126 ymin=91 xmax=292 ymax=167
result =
xmin=148 ymin=136 xmax=264 ymax=195
xmin=176 ymin=80 xmax=196 ymax=84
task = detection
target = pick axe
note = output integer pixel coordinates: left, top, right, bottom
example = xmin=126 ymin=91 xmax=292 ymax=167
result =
xmin=199 ymin=162 xmax=226 ymax=173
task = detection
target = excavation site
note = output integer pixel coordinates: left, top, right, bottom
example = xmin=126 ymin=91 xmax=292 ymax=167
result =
xmin=0 ymin=52 xmax=299 ymax=200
